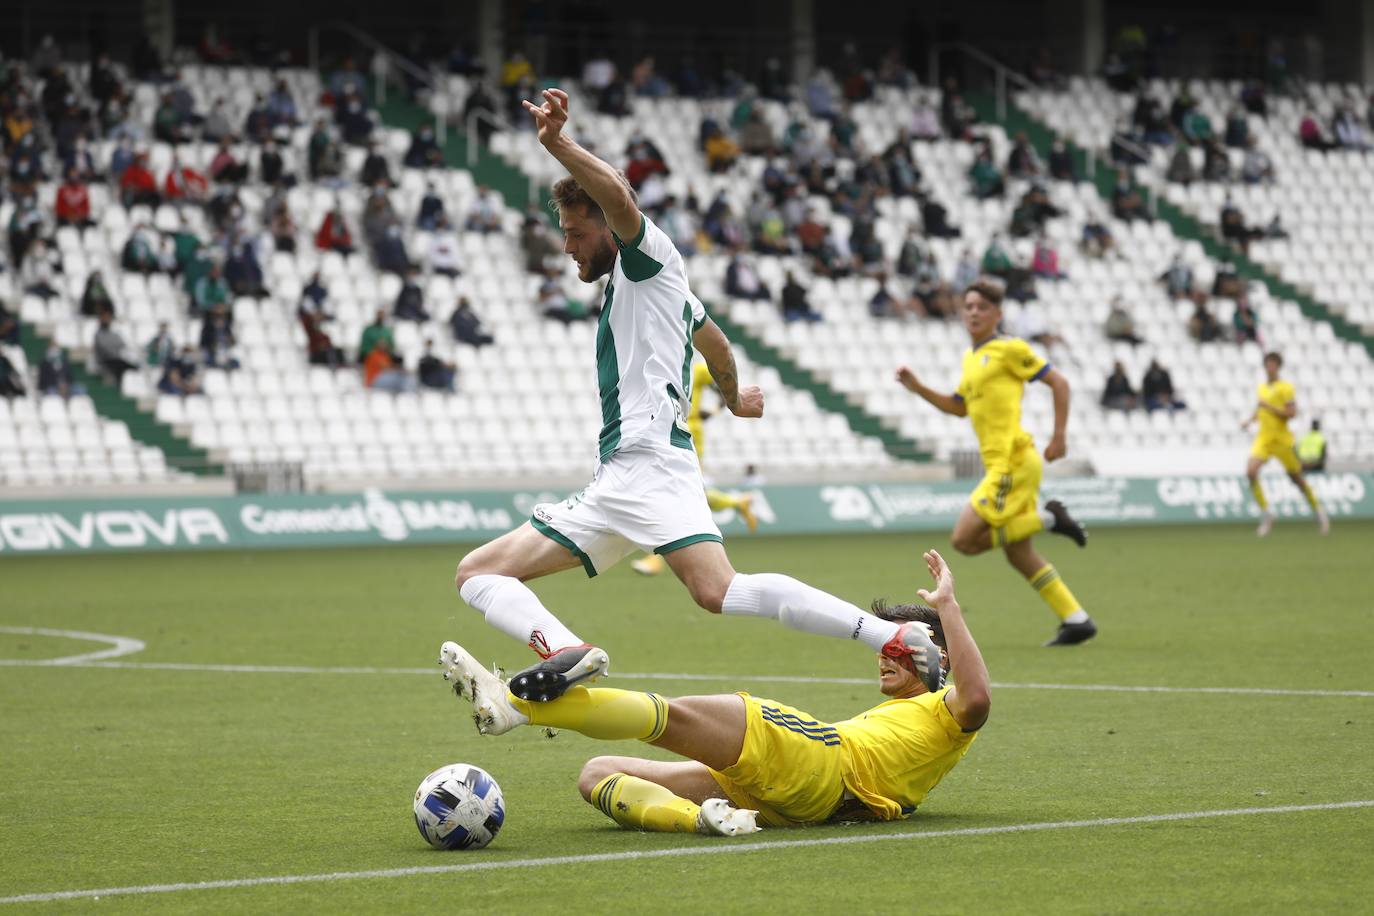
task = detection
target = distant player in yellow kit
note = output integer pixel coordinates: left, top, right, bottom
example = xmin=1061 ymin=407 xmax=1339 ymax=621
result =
xmin=632 ymin=360 xmax=757 ymax=576
xmin=895 ymin=280 xmax=1096 ymax=646
xmin=1241 ymin=351 xmax=1329 ymax=537
xmin=440 ymin=547 xmax=986 ymax=834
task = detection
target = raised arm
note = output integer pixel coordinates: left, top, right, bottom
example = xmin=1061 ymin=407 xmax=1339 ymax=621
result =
xmin=522 ymin=88 xmax=641 ymax=241
xmin=915 ymin=549 xmax=989 ymax=730
xmin=693 ymin=318 xmax=763 ymax=418
xmin=895 ymin=366 xmax=967 ymax=417
xmin=1040 ymin=367 xmax=1070 ymax=461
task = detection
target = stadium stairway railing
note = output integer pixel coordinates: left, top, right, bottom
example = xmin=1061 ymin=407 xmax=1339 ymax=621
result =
xmin=961 ymin=81 xmax=1374 ymax=362
xmin=14 ymin=317 xmax=220 ymax=476
xmin=366 ymin=89 xmax=933 ymax=465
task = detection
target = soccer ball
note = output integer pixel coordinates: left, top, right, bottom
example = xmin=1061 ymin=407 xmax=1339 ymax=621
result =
xmin=413 ymin=763 xmax=506 ymax=850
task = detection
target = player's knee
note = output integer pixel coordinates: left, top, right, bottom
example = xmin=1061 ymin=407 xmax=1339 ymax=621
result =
xmin=950 ymin=532 xmax=981 ymax=556
xmin=453 ymin=551 xmax=488 ymax=592
xmin=577 ymin=757 xmax=619 ymax=801
xmin=686 ymin=576 xmax=728 ymax=614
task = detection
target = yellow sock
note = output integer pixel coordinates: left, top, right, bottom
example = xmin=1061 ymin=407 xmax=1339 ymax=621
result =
xmin=1027 ymin=563 xmax=1083 ymax=622
xmin=509 ymin=687 xmax=669 ymax=742
xmin=1250 ymin=479 xmax=1269 ymax=511
xmin=991 ymin=511 xmax=1045 ymax=547
xmin=1300 ymin=481 xmax=1320 ymax=511
xmin=590 ymin=773 xmax=700 ymax=833
xmin=706 ymin=488 xmax=743 ymax=511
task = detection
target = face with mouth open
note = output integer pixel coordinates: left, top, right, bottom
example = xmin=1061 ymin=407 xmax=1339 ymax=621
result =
xmin=876 ymin=650 xmax=947 ymax=699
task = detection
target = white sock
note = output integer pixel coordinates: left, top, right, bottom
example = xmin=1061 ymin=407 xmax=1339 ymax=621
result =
xmin=459 ymin=574 xmax=581 ymax=656
xmin=1063 ymin=610 xmax=1090 ymax=624
xmin=721 ymin=573 xmax=900 ymax=653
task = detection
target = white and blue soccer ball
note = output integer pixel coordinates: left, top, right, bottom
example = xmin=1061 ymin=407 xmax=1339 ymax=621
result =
xmin=413 ymin=763 xmax=506 ymax=850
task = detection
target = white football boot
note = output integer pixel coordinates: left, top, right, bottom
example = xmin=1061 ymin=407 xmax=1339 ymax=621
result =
xmin=439 ymin=641 xmax=528 ymax=736
xmin=696 ymin=798 xmax=762 ymax=837
xmin=1316 ymin=507 xmax=1330 ymax=536
xmin=1256 ymin=511 xmax=1275 ymax=537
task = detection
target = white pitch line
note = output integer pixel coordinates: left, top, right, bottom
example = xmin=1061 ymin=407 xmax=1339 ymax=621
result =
xmin=6 ymin=659 xmax=1372 ymax=699
xmin=2 ymin=800 xmax=1371 ymax=906
xmin=0 ymin=626 xmax=146 ymax=666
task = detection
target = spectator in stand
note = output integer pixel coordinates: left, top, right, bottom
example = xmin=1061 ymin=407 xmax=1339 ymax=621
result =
xmin=0 ymin=350 xmax=25 ymax=398
xmin=1298 ymin=420 xmax=1326 ymax=472
xmin=1212 ymin=262 xmax=1244 ymax=299
xmin=1009 ymin=183 xmax=1061 ymax=237
xmin=64 ymin=136 xmax=99 ymax=184
xmin=404 ymin=124 xmax=443 ymax=169
xmin=163 ymin=154 xmax=209 ymax=205
xmin=521 ymin=214 xmax=560 ymax=274
xmin=539 ymin=277 xmax=597 ymax=324
xmin=1299 ymin=110 xmax=1336 ymax=151
xmin=1006 ymin=133 xmax=1042 ymax=179
xmin=868 ymin=272 xmax=918 ymax=320
xmin=374 ymin=224 xmax=411 ymax=275
xmin=1160 ymin=253 xmax=1195 ymax=299
xmin=417 ymin=181 xmax=446 ymax=230
xmin=8 ymin=195 xmax=45 ymax=269
xmin=449 ymin=297 xmax=494 ymax=348
xmin=703 ymin=122 xmax=741 ymax=173
xmin=202 ymin=98 xmax=233 ymax=142
xmin=37 ymin=342 xmax=82 ymax=398
xmin=308 ymin=118 xmax=343 ymax=181
xmin=1241 ymin=137 xmax=1275 ymax=184
xmin=315 ymin=204 xmax=355 ymax=255
xmin=1142 ymin=360 xmax=1186 ymax=412
xmin=108 ymin=138 xmax=136 ymax=182
xmin=199 ymin=303 xmax=239 ymax=369
xmin=94 ymin=311 xmax=139 ymax=385
xmin=258 ymin=138 xmax=291 ymax=186
xmin=192 ymin=262 xmax=230 ymax=314
xmin=225 ymin=236 xmax=267 ymax=298
xmin=917 ymin=190 xmax=960 ymax=238
xmin=1165 ymin=143 xmax=1196 ymax=184
xmin=0 ymin=301 xmax=18 ymax=348
xmin=394 ymin=268 xmax=431 ymax=322
xmin=1220 ymin=197 xmax=1262 ymax=252
xmin=465 ymin=185 xmax=504 ymax=234
xmin=146 ymin=322 xmax=175 ymax=367
xmin=359 ymin=309 xmax=396 ymax=361
xmin=1105 ymin=296 xmax=1145 ymax=345
xmin=266 ymin=78 xmax=299 ymax=127
xmin=1044 ymin=138 xmax=1075 ymax=182
xmin=1224 ymin=105 xmax=1249 ymax=148
xmin=1201 ymin=139 xmax=1232 ymax=182
xmin=418 ymin=339 xmax=457 ymax=392
xmin=21 ymin=240 xmax=62 ymax=299
xmin=725 ymin=253 xmax=771 ymax=301
xmin=359 ymin=139 xmax=391 ymax=187
xmin=908 ymin=98 xmax=941 ymax=140
xmin=54 ymin=167 xmax=93 ymax=228
xmin=1188 ymin=300 xmax=1224 ymax=343
xmin=1110 ymin=118 xmax=1149 ymax=166
xmin=738 ymin=108 xmax=775 ymax=156
xmin=80 ymin=270 xmax=115 ymax=317
xmin=336 ymin=84 xmax=373 ymax=145
xmin=1111 ymin=170 xmax=1148 ymax=221
xmin=1232 ymin=293 xmax=1261 ymax=343
xmin=157 ymin=345 xmax=201 ymax=395
xmin=209 ymin=138 xmax=249 ymax=184
xmin=153 ymin=92 xmax=192 ymax=144
xmin=1100 ymin=362 xmax=1138 ymax=411
xmin=265 ymin=191 xmax=298 ymax=253
xmin=428 ymin=215 xmax=461 ymax=278
xmin=363 ymin=337 xmax=414 ymax=393
xmin=119 ymin=152 xmax=160 ymax=207
xmin=299 ymin=294 xmax=344 ymax=368
xmin=1133 ymin=92 xmax=1173 ymax=145
xmin=780 ymin=272 xmax=822 ymax=323
xmin=968 ymin=145 xmax=1005 ymax=199
xmin=1333 ymin=100 xmax=1369 ymax=151
xmin=121 ymin=224 xmax=160 ymax=274
xmin=939 ymin=78 xmax=975 ymax=139
xmin=1030 ymin=236 xmax=1064 ymax=280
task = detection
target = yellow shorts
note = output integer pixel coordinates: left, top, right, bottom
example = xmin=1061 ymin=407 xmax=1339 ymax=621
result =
xmin=969 ymin=443 xmax=1043 ymax=527
xmin=707 ymin=694 xmax=846 ymax=827
xmin=1250 ymin=436 xmax=1301 ymax=474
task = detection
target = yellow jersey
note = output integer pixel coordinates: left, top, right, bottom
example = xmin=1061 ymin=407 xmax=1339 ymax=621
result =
xmin=1256 ymin=379 xmax=1296 ymax=444
xmin=689 ymin=361 xmax=714 ymax=425
xmin=956 ymin=337 xmax=1049 ymax=468
xmin=835 ymin=687 xmax=978 ymax=820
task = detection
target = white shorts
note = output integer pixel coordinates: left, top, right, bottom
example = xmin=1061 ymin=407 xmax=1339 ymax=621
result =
xmin=531 ymin=444 xmax=723 ymax=577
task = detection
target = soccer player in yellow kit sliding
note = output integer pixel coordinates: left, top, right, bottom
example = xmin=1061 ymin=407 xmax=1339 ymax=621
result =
xmin=440 ymin=548 xmax=985 ymax=835
xmin=1242 ymin=351 xmax=1329 ymax=536
xmin=895 ymin=280 xmax=1096 ymax=646
xmin=632 ymin=360 xmax=758 ymax=576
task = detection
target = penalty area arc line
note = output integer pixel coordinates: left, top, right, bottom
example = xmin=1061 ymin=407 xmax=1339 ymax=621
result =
xmin=0 ymin=626 xmax=146 ymax=666
xmin=1 ymin=800 xmax=1371 ymax=905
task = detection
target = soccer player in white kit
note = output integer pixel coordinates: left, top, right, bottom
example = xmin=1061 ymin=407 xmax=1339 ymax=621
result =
xmin=450 ymin=88 xmax=943 ymax=701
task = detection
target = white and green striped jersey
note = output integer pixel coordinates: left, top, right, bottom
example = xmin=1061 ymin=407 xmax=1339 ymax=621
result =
xmin=594 ymin=213 xmax=708 ymax=462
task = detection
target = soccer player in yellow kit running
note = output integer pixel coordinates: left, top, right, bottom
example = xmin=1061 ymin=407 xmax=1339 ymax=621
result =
xmin=1241 ymin=351 xmax=1329 ymax=537
xmin=632 ymin=360 xmax=758 ymax=576
xmin=440 ymin=548 xmax=986 ymax=835
xmin=895 ymin=280 xmax=1096 ymax=646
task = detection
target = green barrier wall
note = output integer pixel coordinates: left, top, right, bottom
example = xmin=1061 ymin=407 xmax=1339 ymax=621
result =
xmin=0 ymin=473 xmax=1369 ymax=554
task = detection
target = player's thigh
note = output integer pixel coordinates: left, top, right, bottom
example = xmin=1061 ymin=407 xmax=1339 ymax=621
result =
xmin=1274 ymin=444 xmax=1303 ymax=475
xmin=650 ymin=694 xmax=748 ymax=771
xmin=951 ymin=502 xmax=991 ymax=549
xmin=662 ymin=540 xmax=737 ymax=612
xmin=577 ymin=757 xmax=725 ymax=805
xmin=455 ymin=522 xmax=584 ymax=584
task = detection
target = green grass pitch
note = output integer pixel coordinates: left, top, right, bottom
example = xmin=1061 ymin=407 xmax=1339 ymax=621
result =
xmin=3 ymin=522 xmax=1372 ymax=912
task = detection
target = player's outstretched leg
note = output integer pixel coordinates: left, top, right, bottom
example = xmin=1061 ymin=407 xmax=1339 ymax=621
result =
xmin=1044 ymin=500 xmax=1087 ymax=547
xmin=589 ymin=774 xmax=760 ymax=836
xmin=508 ymin=644 xmax=611 ymax=702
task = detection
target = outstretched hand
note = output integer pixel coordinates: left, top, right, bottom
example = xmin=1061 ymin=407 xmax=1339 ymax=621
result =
xmin=895 ymin=365 xmax=921 ymax=393
xmin=915 ymin=549 xmax=956 ymax=609
xmin=522 ymin=88 xmax=570 ymax=146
